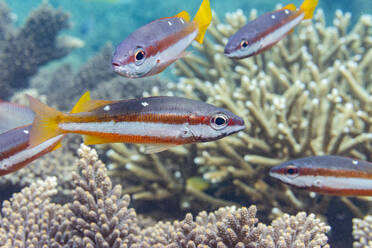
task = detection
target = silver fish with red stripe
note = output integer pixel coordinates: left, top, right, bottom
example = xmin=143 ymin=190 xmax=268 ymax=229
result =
xmin=112 ymin=0 xmax=212 ymax=78
xmin=0 ymin=100 xmax=34 ymax=133
xmin=224 ymin=0 xmax=318 ymax=59
xmin=28 ymin=91 xmax=245 ymax=154
xmin=270 ymin=155 xmax=372 ymax=196
xmin=0 ymin=101 xmax=64 ymax=176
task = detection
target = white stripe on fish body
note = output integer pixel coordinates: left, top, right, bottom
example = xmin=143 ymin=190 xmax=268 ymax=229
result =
xmin=0 ymin=135 xmax=63 ymax=171
xmin=272 ymin=173 xmax=372 ymax=190
xmin=59 ymin=121 xmax=222 ymax=140
xmin=260 ymin=12 xmax=304 ymax=48
xmin=155 ymin=28 xmax=198 ymax=67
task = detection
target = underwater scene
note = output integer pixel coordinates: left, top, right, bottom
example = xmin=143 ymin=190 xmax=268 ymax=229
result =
xmin=0 ymin=0 xmax=372 ymax=247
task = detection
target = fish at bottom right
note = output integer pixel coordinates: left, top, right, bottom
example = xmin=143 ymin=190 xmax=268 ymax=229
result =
xmin=270 ymin=155 xmax=372 ymax=196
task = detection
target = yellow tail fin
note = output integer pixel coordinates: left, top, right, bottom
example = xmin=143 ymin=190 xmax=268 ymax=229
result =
xmin=300 ymin=0 xmax=318 ymax=19
xmin=28 ymin=96 xmax=64 ymax=148
xmin=193 ymin=0 xmax=212 ymax=44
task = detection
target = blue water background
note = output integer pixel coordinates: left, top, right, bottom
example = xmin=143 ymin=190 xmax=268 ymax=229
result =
xmin=7 ymin=0 xmax=372 ymax=72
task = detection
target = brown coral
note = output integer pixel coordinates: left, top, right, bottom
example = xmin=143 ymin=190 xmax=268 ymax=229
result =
xmin=0 ymin=177 xmax=64 ymax=247
xmin=65 ymin=144 xmax=140 ymax=247
xmin=133 ymin=205 xmax=330 ymax=248
xmin=0 ymin=1 xmax=82 ymax=99
xmin=353 ymin=215 xmax=372 ymax=248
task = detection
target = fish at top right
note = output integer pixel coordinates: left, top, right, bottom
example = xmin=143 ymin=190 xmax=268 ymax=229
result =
xmin=224 ymin=0 xmax=318 ymax=59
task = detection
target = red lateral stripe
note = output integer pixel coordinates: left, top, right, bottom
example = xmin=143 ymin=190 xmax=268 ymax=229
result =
xmin=150 ymin=21 xmax=197 ymax=57
xmin=0 ymin=138 xmax=61 ymax=176
xmin=122 ymin=19 xmax=197 ymax=65
xmin=308 ymin=186 xmax=372 ymax=196
xmin=0 ymin=142 xmax=29 ymax=161
xmin=251 ymin=10 xmax=303 ymax=44
xmin=64 ymin=114 xmax=209 ymax=125
xmin=299 ymin=168 xmax=372 ymax=179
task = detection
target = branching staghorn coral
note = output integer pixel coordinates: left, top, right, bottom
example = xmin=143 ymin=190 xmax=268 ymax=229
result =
xmin=0 ymin=144 xmax=331 ymax=247
xmin=130 ymin=205 xmax=330 ymax=247
xmin=64 ymin=144 xmax=140 ymax=247
xmin=0 ymin=177 xmax=63 ymax=247
xmin=0 ymin=1 xmax=83 ymax=100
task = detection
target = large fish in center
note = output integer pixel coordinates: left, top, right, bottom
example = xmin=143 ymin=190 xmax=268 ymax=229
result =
xmin=28 ymin=92 xmax=245 ymax=153
xmin=112 ymin=0 xmax=212 ymax=78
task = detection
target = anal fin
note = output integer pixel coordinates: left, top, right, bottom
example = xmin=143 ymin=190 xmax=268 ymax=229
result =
xmin=84 ymin=135 xmax=117 ymax=145
xmin=143 ymin=144 xmax=177 ymax=154
xmin=51 ymin=141 xmax=63 ymax=151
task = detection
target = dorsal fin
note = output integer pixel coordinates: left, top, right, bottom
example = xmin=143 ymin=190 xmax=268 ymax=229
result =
xmin=71 ymin=91 xmax=91 ymax=113
xmin=282 ymin=3 xmax=297 ymax=11
xmin=70 ymin=91 xmax=113 ymax=113
xmin=175 ymin=10 xmax=190 ymax=22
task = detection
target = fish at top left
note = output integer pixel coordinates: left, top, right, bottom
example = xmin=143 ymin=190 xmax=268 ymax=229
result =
xmin=112 ymin=0 xmax=212 ymax=78
xmin=0 ymin=100 xmax=64 ymax=176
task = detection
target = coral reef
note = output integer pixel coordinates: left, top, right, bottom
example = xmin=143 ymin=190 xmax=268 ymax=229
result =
xmin=0 ymin=177 xmax=63 ymax=247
xmin=135 ymin=206 xmax=330 ymax=248
xmin=0 ymin=0 xmax=83 ymax=100
xmin=0 ymin=144 xmax=331 ymax=247
xmin=102 ymin=9 xmax=372 ymax=244
xmin=353 ymin=215 xmax=372 ymax=248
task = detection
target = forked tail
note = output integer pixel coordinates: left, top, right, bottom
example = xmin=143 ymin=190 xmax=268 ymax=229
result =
xmin=300 ymin=0 xmax=318 ymax=19
xmin=193 ymin=0 xmax=212 ymax=44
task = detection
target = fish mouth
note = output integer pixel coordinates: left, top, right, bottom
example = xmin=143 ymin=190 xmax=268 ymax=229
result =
xmin=112 ymin=64 xmax=136 ymax=78
xmin=223 ymin=47 xmax=233 ymax=56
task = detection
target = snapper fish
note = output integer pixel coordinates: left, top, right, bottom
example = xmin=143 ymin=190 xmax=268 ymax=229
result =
xmin=112 ymin=0 xmax=212 ymax=78
xmin=0 ymin=100 xmax=34 ymax=133
xmin=224 ymin=0 xmax=318 ymax=59
xmin=28 ymin=92 xmax=245 ymax=154
xmin=270 ymin=155 xmax=372 ymax=196
xmin=0 ymin=101 xmax=64 ymax=176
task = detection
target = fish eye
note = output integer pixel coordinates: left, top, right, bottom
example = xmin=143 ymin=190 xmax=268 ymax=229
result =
xmin=285 ymin=165 xmax=299 ymax=178
xmin=210 ymin=114 xmax=229 ymax=130
xmin=134 ymin=48 xmax=146 ymax=65
xmin=240 ymin=39 xmax=249 ymax=48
